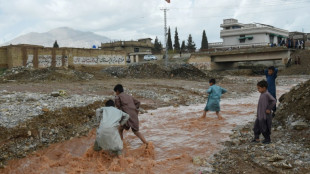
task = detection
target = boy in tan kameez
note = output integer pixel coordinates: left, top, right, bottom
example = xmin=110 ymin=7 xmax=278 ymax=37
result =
xmin=114 ymin=84 xmax=148 ymax=144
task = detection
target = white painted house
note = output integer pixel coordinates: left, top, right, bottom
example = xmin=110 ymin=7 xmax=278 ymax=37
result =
xmin=216 ymin=19 xmax=289 ymax=48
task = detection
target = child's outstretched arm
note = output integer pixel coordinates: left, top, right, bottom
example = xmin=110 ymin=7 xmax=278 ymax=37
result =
xmin=222 ymin=87 xmax=227 ymax=94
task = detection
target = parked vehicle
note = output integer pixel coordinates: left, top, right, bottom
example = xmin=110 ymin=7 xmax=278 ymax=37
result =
xmin=144 ymin=55 xmax=157 ymax=61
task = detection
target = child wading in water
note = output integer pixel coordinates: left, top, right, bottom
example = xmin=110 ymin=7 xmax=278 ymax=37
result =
xmin=114 ymin=84 xmax=148 ymax=145
xmin=202 ymin=79 xmax=227 ymax=120
xmin=94 ymin=100 xmax=129 ymax=156
xmin=252 ymin=80 xmax=276 ymax=144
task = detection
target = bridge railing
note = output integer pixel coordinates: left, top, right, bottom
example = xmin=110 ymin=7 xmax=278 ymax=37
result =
xmin=201 ymin=42 xmax=290 ymax=53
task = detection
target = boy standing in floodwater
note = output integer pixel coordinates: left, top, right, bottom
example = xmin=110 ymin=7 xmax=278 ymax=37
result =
xmin=114 ymin=84 xmax=148 ymax=145
xmin=94 ymin=100 xmax=129 ymax=155
xmin=252 ymin=80 xmax=276 ymax=144
xmin=202 ymin=79 xmax=227 ymax=120
xmin=264 ymin=66 xmax=278 ymax=117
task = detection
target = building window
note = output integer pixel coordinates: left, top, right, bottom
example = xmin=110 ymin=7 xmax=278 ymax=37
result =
xmin=239 ymin=35 xmax=245 ymax=43
xmin=232 ymin=26 xmax=241 ymax=29
xmin=134 ymin=48 xmax=139 ymax=52
xmin=226 ymin=27 xmax=230 ymax=30
xmin=269 ymin=36 xmax=274 ymax=44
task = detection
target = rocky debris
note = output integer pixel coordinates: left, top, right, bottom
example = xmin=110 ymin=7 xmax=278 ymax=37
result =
xmin=291 ymin=121 xmax=308 ymax=130
xmin=210 ymin=79 xmax=310 ymax=173
xmin=276 ymin=79 xmax=310 ymax=126
xmin=129 ymin=87 xmax=206 ymax=107
xmin=51 ymin=91 xmax=61 ymax=97
xmin=279 ymin=49 xmax=310 ymax=75
xmin=101 ymin=62 xmax=209 ymax=80
xmin=272 ymin=161 xmax=293 ymax=169
xmin=193 ymin=156 xmax=208 ymax=166
xmin=268 ymin=154 xmax=285 ymax=162
xmin=220 ymin=75 xmax=258 ymax=85
xmin=210 ymin=123 xmax=310 ymax=173
xmin=0 ymin=100 xmax=106 ymax=167
xmin=0 ymin=90 xmax=109 ymax=128
xmin=0 ymin=67 xmax=94 ymax=82
xmin=51 ymin=90 xmax=67 ymax=97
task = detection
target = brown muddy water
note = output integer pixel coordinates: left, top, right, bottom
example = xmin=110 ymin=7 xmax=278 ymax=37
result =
xmin=1 ymin=85 xmax=295 ymax=174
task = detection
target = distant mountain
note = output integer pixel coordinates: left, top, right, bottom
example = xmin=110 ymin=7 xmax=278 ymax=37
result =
xmin=3 ymin=27 xmax=110 ymax=48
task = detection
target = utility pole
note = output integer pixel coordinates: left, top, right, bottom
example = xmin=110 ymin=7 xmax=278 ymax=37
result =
xmin=161 ymin=8 xmax=169 ymax=66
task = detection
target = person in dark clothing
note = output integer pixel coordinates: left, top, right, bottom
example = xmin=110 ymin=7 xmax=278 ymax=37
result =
xmin=252 ymin=80 xmax=276 ymax=144
xmin=264 ymin=66 xmax=278 ymax=117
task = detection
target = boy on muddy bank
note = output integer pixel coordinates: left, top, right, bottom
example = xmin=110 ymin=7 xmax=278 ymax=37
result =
xmin=201 ymin=79 xmax=227 ymax=120
xmin=252 ymin=80 xmax=276 ymax=144
xmin=264 ymin=66 xmax=278 ymax=117
xmin=94 ymin=100 xmax=129 ymax=155
xmin=114 ymin=84 xmax=148 ymax=145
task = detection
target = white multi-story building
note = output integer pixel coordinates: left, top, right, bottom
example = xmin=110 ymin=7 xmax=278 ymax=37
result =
xmin=219 ymin=18 xmax=289 ymax=47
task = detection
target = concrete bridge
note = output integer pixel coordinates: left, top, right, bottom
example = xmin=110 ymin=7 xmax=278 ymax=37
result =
xmin=189 ymin=47 xmax=293 ymax=70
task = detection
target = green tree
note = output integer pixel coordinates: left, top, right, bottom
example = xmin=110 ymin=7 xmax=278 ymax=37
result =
xmin=181 ymin=40 xmax=186 ymax=52
xmin=53 ymin=40 xmax=59 ymax=48
xmin=173 ymin=27 xmax=180 ymax=51
xmin=186 ymin=34 xmax=196 ymax=52
xmin=152 ymin=36 xmax=162 ymax=54
xmin=167 ymin=27 xmax=173 ymax=51
xmin=200 ymin=30 xmax=208 ymax=50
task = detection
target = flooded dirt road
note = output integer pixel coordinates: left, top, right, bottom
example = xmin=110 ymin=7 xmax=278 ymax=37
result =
xmin=0 ymin=83 xmax=299 ymax=174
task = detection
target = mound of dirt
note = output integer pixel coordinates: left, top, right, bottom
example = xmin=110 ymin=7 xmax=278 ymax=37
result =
xmin=280 ymin=50 xmax=310 ymax=75
xmin=211 ymin=80 xmax=310 ymax=174
xmin=0 ymin=100 xmax=105 ymax=167
xmin=0 ymin=67 xmax=94 ymax=82
xmin=276 ymin=79 xmax=310 ymax=125
xmin=102 ymin=62 xmax=208 ymax=80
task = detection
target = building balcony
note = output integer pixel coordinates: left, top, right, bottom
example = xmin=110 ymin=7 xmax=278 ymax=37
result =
xmin=220 ymin=27 xmax=289 ymax=38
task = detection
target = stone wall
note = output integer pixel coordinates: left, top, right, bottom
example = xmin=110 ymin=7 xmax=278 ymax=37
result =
xmin=0 ymin=45 xmax=127 ymax=69
xmin=0 ymin=48 xmax=7 ymax=68
xmin=188 ymin=54 xmax=212 ymax=70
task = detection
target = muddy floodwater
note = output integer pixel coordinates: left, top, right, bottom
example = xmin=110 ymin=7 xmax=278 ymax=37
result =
xmin=1 ymin=84 xmax=296 ymax=174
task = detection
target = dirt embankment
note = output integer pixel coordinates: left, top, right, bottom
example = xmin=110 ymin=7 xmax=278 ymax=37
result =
xmin=0 ymin=101 xmax=105 ymax=167
xmin=280 ymin=50 xmax=310 ymax=75
xmin=276 ymin=80 xmax=310 ymax=124
xmin=0 ymin=67 xmax=94 ymax=83
xmin=211 ymin=80 xmax=310 ymax=174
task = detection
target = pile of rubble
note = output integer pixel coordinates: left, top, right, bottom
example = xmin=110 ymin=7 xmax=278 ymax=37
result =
xmin=276 ymin=79 xmax=310 ymax=125
xmin=102 ymin=63 xmax=208 ymax=80
xmin=0 ymin=90 xmax=108 ymax=128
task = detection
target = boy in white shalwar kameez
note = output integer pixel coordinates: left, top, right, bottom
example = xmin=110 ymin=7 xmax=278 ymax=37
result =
xmin=94 ymin=100 xmax=129 ymax=155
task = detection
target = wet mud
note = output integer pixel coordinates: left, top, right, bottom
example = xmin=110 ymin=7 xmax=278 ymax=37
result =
xmin=0 ymin=85 xmax=296 ymax=174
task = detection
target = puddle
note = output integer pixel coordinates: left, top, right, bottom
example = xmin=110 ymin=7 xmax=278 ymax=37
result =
xmin=0 ymin=84 xmax=300 ymax=174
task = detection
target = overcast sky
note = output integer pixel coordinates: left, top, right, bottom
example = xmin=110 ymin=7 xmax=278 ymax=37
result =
xmin=0 ymin=0 xmax=309 ymax=48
